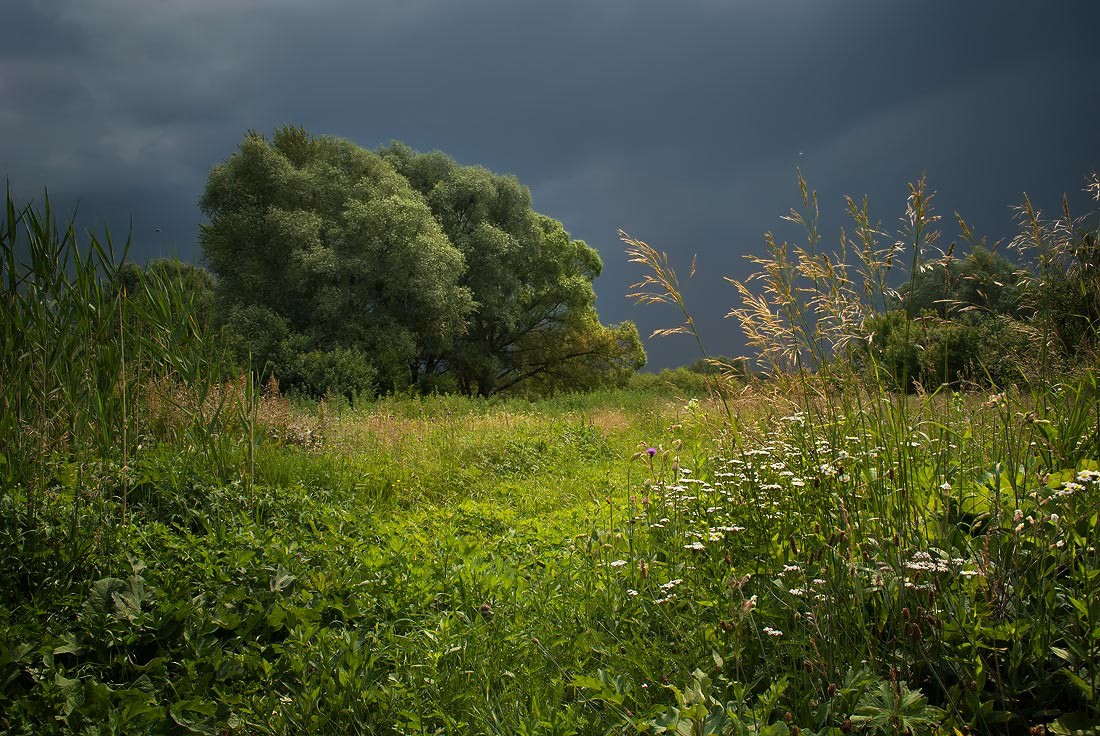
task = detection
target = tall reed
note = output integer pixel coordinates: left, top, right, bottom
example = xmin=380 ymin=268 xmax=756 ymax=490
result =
xmin=0 ymin=189 xmax=253 ymax=595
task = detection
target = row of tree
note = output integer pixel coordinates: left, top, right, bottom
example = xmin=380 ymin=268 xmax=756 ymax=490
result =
xmin=192 ymin=127 xmax=644 ymax=398
xmin=125 ymin=129 xmax=1096 ymax=398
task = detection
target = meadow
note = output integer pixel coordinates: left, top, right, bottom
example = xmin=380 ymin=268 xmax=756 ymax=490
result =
xmin=1 ymin=179 xmax=1099 ymax=735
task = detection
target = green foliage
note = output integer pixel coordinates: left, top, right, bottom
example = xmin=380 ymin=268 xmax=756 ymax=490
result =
xmin=851 ymin=681 xmax=943 ymax=736
xmin=629 ymin=356 xmax=748 ymax=398
xmin=860 ymin=309 xmax=1036 ymax=390
xmin=200 ymin=126 xmax=473 ymax=393
xmin=1007 ymin=178 xmax=1100 ymax=359
xmin=630 ymin=366 xmax=713 ymax=396
xmin=221 ymin=303 xmax=291 ymax=376
xmin=1028 ymin=230 xmax=1100 ymax=356
xmin=117 ymin=258 xmax=216 ymax=330
xmin=685 ymin=355 xmax=748 ymax=377
xmin=218 ymin=304 xmax=376 ymax=400
xmin=200 ymin=129 xmax=642 ymax=398
xmin=0 ymin=188 xmax=248 ymax=594
xmin=381 ymin=141 xmax=645 ymax=395
xmin=283 ymin=346 xmax=377 ymax=401
xmin=881 ymin=190 xmax=1100 ymax=377
xmin=867 ymin=243 xmax=1051 ymax=389
xmin=893 ymin=245 xmax=1028 ymax=320
xmin=630 ymin=669 xmax=795 ymax=735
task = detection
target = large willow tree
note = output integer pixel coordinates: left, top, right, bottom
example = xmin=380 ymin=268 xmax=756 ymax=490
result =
xmin=200 ymin=127 xmax=472 ymax=392
xmin=381 ymin=142 xmax=644 ymax=395
xmin=200 ymin=128 xmax=643 ymax=396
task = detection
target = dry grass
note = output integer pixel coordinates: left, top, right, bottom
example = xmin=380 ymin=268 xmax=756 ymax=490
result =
xmin=324 ymin=409 xmax=541 ymax=453
xmin=584 ymin=407 xmax=633 ymax=434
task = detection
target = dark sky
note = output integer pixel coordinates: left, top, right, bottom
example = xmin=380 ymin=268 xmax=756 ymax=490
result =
xmin=4 ymin=1 xmax=1099 ymax=369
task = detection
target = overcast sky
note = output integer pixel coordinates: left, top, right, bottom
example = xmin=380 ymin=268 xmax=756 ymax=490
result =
xmin=4 ymin=1 xmax=1099 ymax=369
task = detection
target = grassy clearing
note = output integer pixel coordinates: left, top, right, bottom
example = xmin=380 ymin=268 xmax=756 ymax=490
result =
xmin=2 ymin=386 xmax=716 ymax=734
xmin=4 ymin=383 xmax=1098 ymax=735
xmin=2 ymin=178 xmax=1099 ymax=735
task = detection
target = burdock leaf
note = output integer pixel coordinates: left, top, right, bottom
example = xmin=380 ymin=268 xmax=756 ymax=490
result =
xmin=269 ymin=567 xmax=296 ymax=593
xmin=84 ymin=577 xmax=127 ymax=618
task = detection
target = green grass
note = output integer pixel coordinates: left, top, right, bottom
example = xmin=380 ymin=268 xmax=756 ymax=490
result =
xmin=3 ymin=385 xmax=1098 ymax=735
xmin=1 ymin=389 xmax=718 ymax=734
xmin=2 ymin=180 xmax=1099 ymax=735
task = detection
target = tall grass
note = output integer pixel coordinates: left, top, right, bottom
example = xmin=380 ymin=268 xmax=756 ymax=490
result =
xmin=1 ymin=174 xmax=1097 ymax=734
xmin=0 ymin=189 xmax=255 ymax=595
xmin=605 ymin=172 xmax=1100 ymax=732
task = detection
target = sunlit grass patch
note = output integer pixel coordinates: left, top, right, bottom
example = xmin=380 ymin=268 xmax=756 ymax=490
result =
xmin=2 ymin=172 xmax=1098 ymax=734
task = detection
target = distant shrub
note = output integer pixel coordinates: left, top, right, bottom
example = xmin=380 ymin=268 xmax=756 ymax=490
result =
xmin=117 ymin=259 xmax=217 ymax=330
xmin=1028 ymin=231 xmax=1100 ymax=357
xmin=859 ymin=309 xmax=1037 ymax=390
xmin=221 ymin=305 xmax=376 ymax=400
xmin=222 ymin=304 xmax=291 ymax=373
xmin=283 ymin=347 xmax=376 ymax=401
xmin=683 ymin=355 xmax=748 ymax=378
xmin=416 ymin=371 xmax=461 ymax=396
xmin=892 ymin=245 xmax=1029 ymax=320
xmin=629 ymin=366 xmax=713 ymax=396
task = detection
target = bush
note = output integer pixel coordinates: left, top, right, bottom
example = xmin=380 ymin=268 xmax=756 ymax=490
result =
xmin=893 ymin=245 xmax=1028 ymax=320
xmin=629 ymin=366 xmax=713 ymax=396
xmin=284 ymin=347 xmax=376 ymax=401
xmin=221 ymin=305 xmax=376 ymax=400
xmin=860 ymin=310 xmax=1037 ymax=390
xmin=1029 ymin=230 xmax=1100 ymax=357
xmin=222 ymin=304 xmax=291 ymax=373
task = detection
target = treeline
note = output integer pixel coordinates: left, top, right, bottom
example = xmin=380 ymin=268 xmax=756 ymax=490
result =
xmin=628 ymin=356 xmax=748 ymax=395
xmin=117 ymin=132 xmax=1099 ymax=400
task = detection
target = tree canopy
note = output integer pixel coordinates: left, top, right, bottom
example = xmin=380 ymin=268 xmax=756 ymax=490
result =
xmin=891 ymin=245 xmax=1027 ymax=320
xmin=380 ymin=142 xmax=644 ymax=395
xmin=199 ymin=128 xmax=643 ymax=397
xmin=117 ymin=258 xmax=216 ymax=330
xmin=200 ymin=127 xmax=473 ymax=393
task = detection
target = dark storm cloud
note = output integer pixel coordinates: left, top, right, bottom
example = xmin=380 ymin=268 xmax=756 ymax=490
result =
xmin=3 ymin=0 xmax=1098 ymax=368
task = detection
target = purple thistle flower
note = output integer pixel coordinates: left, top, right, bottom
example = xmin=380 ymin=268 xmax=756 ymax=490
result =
xmin=646 ymin=447 xmax=657 ymax=457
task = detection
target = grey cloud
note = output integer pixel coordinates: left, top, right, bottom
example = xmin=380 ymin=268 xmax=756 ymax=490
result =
xmin=2 ymin=0 xmax=1098 ymax=368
